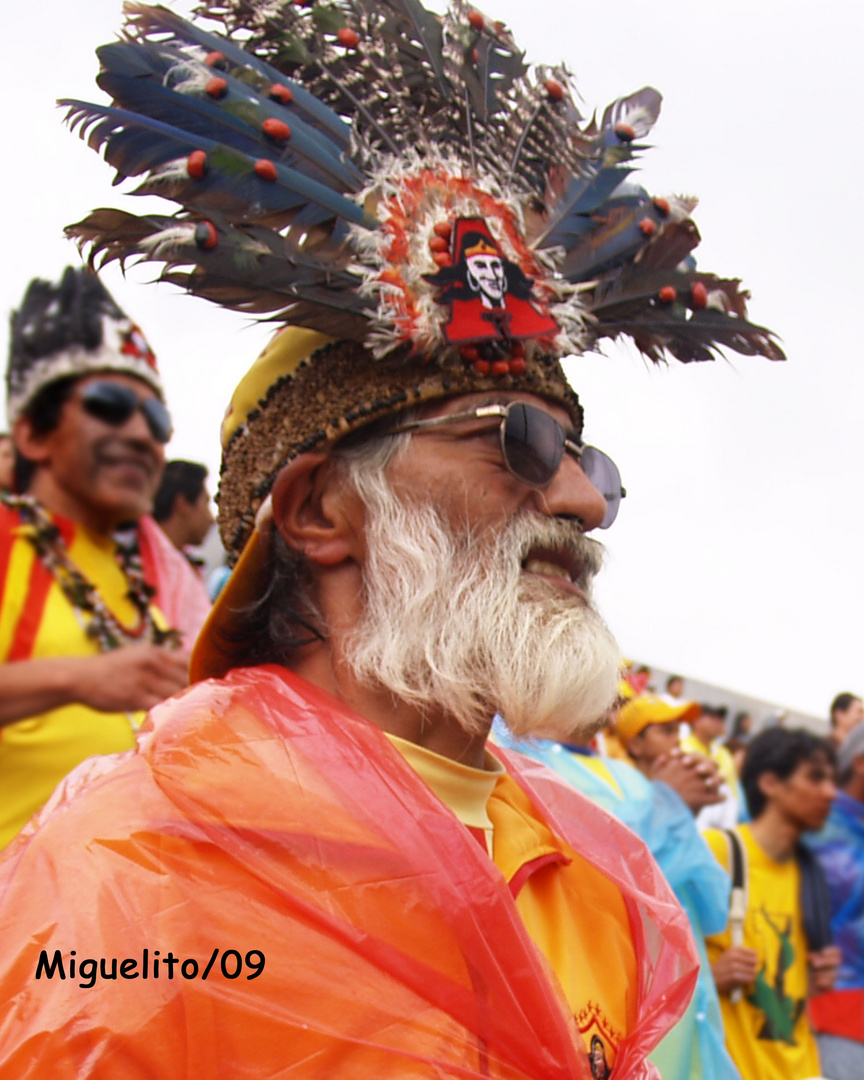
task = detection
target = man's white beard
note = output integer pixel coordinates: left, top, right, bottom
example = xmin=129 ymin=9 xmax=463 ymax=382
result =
xmin=341 ymin=473 xmax=621 ymax=741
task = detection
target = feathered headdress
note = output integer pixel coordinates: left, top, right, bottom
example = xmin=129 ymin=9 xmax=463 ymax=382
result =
xmin=63 ymin=0 xmax=783 ymax=555
xmin=7 ymin=266 xmax=162 ymax=425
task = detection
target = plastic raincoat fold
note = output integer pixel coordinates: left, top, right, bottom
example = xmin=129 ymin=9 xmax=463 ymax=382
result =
xmin=0 ymin=666 xmax=697 ymax=1078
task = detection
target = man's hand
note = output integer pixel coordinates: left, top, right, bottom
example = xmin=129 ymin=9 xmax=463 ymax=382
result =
xmin=0 ymin=646 xmax=190 ymax=728
xmin=808 ymin=946 xmax=842 ymax=997
xmin=651 ymin=748 xmax=724 ymax=812
xmin=711 ymin=946 xmax=759 ymax=995
xmin=74 ymin=645 xmax=190 ymax=714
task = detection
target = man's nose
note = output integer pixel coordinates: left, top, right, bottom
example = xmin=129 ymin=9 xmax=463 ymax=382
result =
xmin=119 ymin=403 xmax=158 ymax=445
xmin=533 ymin=453 xmax=608 ymax=532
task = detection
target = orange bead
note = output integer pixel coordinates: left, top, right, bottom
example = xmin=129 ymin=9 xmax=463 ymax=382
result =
xmin=653 ymin=196 xmax=670 ymax=217
xmin=433 ymin=252 xmax=451 ymax=267
xmin=262 ymin=118 xmax=292 ymax=141
xmin=433 ymin=221 xmax=452 ymax=239
xmin=206 ymin=77 xmax=228 ymax=99
xmin=545 ymin=79 xmax=564 ymax=102
xmin=491 ymin=360 xmax=510 ymax=376
xmin=468 ymin=9 xmax=485 ymax=29
xmin=337 ymin=27 xmax=360 ymax=48
xmin=254 ymin=158 xmax=278 ymax=181
xmin=187 ymin=150 xmax=208 ymax=179
xmin=428 ymin=236 xmax=448 ymax=253
xmin=691 ymin=281 xmax=708 ymax=308
xmin=473 ymin=359 xmax=491 ymax=375
xmin=659 ymin=285 xmax=677 ymax=303
xmin=639 ymin=218 xmax=657 ymax=237
xmin=205 ymin=51 xmax=227 ymax=69
xmin=615 ymin=122 xmax=636 ymax=142
xmin=269 ymin=83 xmax=293 ymax=105
xmin=508 ymin=357 xmax=526 ymax=375
xmin=194 ymin=221 xmax=218 ymax=250
xmin=461 ymin=345 xmax=479 ymax=360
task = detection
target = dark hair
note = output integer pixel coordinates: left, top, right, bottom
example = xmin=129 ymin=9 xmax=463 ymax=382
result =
xmin=13 ymin=375 xmax=79 ymax=493
xmin=665 ymin=674 xmax=683 ymax=690
xmin=741 ymin=727 xmax=835 ymax=819
xmin=730 ymin=710 xmax=752 ymax=740
xmin=153 ymin=460 xmax=208 ymax=522
xmin=830 ymin=692 xmax=861 ymax=727
xmin=216 ymin=527 xmax=325 ymax=666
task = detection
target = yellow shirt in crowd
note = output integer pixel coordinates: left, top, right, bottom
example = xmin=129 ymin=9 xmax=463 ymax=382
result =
xmin=0 ymin=513 xmax=161 ymax=848
xmin=704 ymin=825 xmax=821 ymax=1080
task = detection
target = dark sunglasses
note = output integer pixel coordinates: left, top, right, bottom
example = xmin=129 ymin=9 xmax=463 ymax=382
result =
xmin=79 ymin=381 xmax=173 ymax=444
xmin=389 ymin=401 xmax=626 ymax=528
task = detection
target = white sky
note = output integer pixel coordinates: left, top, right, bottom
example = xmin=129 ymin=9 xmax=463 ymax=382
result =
xmin=1 ymin=0 xmax=861 ymax=718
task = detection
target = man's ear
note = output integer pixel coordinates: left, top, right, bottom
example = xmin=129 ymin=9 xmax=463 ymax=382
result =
xmin=271 ymin=453 xmax=363 ymax=566
xmin=11 ymin=415 xmax=50 ymax=465
xmin=757 ymin=771 xmax=781 ymax=803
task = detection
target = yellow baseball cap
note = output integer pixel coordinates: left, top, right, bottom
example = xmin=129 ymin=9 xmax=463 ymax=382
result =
xmin=615 ymin=695 xmax=701 ymax=746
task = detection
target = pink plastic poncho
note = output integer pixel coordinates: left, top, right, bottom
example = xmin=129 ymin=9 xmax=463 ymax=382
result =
xmin=138 ymin=514 xmax=211 ymax=646
xmin=0 ymin=666 xmax=697 ymax=1078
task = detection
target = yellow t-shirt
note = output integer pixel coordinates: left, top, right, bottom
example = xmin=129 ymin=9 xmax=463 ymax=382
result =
xmin=704 ymin=825 xmax=821 ymax=1080
xmin=0 ymin=510 xmax=159 ymax=848
xmin=681 ymin=734 xmax=739 ymax=792
xmin=390 ymin=735 xmax=638 ymax=1073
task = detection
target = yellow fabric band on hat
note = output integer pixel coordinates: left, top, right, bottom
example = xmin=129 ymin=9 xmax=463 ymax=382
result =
xmin=220 ymin=328 xmax=335 ymax=447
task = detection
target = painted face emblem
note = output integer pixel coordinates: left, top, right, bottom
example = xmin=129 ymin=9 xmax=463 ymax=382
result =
xmin=426 ymin=217 xmax=559 ymax=346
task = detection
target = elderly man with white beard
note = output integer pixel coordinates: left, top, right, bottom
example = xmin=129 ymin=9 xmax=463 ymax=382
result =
xmin=1 ymin=323 xmax=714 ymax=1078
xmin=0 ymin=2 xmax=785 ymax=1076
xmin=0 ymin=327 xmax=698 ymax=1080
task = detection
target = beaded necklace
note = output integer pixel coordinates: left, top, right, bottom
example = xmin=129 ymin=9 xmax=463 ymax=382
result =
xmin=3 ymin=493 xmax=180 ymax=651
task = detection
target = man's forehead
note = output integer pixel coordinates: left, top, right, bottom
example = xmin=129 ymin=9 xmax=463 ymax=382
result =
xmin=792 ymin=751 xmax=835 ymax=777
xmin=421 ymin=391 xmax=579 ymax=435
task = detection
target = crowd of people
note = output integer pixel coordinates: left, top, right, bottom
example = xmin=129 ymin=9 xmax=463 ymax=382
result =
xmin=0 ymin=1 xmax=860 ymax=1078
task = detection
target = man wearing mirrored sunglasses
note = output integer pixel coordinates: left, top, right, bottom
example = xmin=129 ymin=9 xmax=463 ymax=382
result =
xmin=0 ymin=267 xmax=209 ymax=850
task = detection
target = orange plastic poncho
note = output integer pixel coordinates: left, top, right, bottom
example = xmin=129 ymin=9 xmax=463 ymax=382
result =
xmin=0 ymin=667 xmax=696 ymax=1078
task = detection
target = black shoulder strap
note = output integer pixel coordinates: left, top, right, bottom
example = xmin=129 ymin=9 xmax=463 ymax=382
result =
xmin=796 ymin=842 xmax=834 ymax=952
xmin=724 ymin=828 xmax=745 ymax=890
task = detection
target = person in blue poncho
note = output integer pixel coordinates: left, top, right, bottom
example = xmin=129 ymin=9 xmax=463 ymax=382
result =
xmin=806 ymin=723 xmax=864 ymax=1079
xmin=494 ymin=696 xmax=742 ymax=1080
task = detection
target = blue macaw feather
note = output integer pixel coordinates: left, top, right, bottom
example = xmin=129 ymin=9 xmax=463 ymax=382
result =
xmin=96 ymin=42 xmax=358 ymax=189
xmin=538 ymin=166 xmax=638 ymax=248
xmin=559 ymin=202 xmax=661 ymax=281
xmin=61 ymin=99 xmax=370 ymax=227
xmin=124 ymin=3 xmax=351 ymax=149
xmin=96 ymin=67 xmax=363 ymax=191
